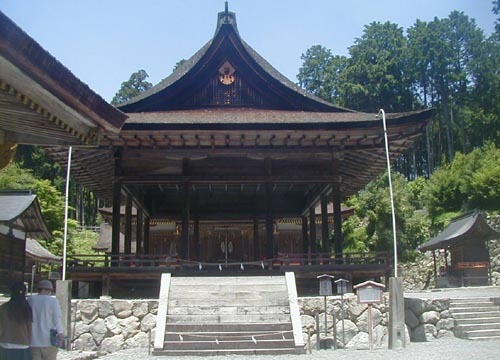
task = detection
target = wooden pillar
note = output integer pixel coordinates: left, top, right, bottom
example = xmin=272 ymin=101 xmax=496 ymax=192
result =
xmin=124 ymin=195 xmax=132 ymax=256
xmin=309 ymin=207 xmax=317 ymax=254
xmin=111 ymin=181 xmax=121 ymax=266
xmin=265 ymin=182 xmax=274 ymax=259
xmin=102 ymin=275 xmax=110 ymax=297
xmin=301 ymin=216 xmax=309 ymax=255
xmin=181 ymin=182 xmax=191 ymax=259
xmin=321 ymin=196 xmax=329 ymax=253
xmin=333 ymin=179 xmax=343 ymax=260
xmin=194 ymin=215 xmax=200 ymax=261
xmin=253 ymin=218 xmax=260 ymax=260
xmin=136 ymin=209 xmax=143 ymax=255
xmin=143 ymin=216 xmax=150 ymax=255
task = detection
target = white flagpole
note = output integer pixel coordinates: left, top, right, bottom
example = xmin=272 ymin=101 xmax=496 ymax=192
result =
xmin=379 ymin=109 xmax=398 ymax=278
xmin=62 ymin=146 xmax=72 ymax=281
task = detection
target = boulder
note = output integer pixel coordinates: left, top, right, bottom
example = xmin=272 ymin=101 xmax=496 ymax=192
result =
xmin=436 ymin=318 xmax=454 ymax=331
xmin=113 ymin=301 xmax=133 ymax=318
xmin=79 ymin=301 xmax=99 ymax=324
xmin=419 ymin=310 xmax=440 ymax=325
xmin=97 ymin=301 xmax=114 ymax=318
xmin=405 ymin=298 xmax=431 ymax=316
xmin=73 ymin=333 xmax=97 ymax=351
xmin=405 ymin=308 xmax=420 ymax=329
xmin=357 ymin=307 xmax=382 ymax=332
xmin=335 ymin=319 xmax=358 ymax=346
xmin=132 ymin=301 xmax=149 ymax=319
xmin=119 ymin=316 xmax=140 ymax=339
xmin=104 ymin=315 xmax=121 ymax=335
xmin=140 ymin=313 xmax=156 ymax=332
xmin=346 ymin=331 xmax=369 ymax=350
xmin=300 ymin=315 xmax=315 ymax=332
xmin=125 ymin=331 xmax=150 ymax=348
xmin=100 ymin=334 xmax=124 ymax=353
xmin=89 ymin=318 xmax=107 ymax=345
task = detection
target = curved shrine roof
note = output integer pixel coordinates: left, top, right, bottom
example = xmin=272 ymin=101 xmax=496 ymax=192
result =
xmin=419 ymin=210 xmax=500 ymax=252
xmin=117 ymin=8 xmax=352 ymax=113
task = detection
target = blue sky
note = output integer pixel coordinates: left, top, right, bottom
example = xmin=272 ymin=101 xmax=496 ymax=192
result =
xmin=0 ymin=0 xmax=496 ymax=102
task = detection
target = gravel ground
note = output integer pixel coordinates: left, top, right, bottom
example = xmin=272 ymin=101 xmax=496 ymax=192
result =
xmin=57 ymin=286 xmax=500 ymax=360
xmin=58 ymin=337 xmax=500 ymax=360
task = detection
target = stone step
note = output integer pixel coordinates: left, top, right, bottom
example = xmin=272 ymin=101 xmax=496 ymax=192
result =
xmin=450 ymin=301 xmax=499 ymax=309
xmin=452 ymin=311 xmax=500 ymax=319
xmin=164 ymin=330 xmax=294 ymax=342
xmin=460 ymin=329 xmax=500 ymax=338
xmin=170 ymin=276 xmax=285 ymax=286
xmin=455 ymin=322 xmax=500 ymax=331
xmin=454 ymin=317 xmax=500 ymax=325
xmin=166 ymin=313 xmax=291 ymax=324
xmin=163 ymin=338 xmax=296 ymax=351
xmin=169 ymin=289 xmax=287 ymax=302
xmin=450 ymin=306 xmax=500 ymax=313
xmin=155 ymin=274 xmax=304 ymax=356
xmin=165 ymin=322 xmax=292 ymax=333
xmin=461 ymin=335 xmax=500 ymax=341
xmin=450 ymin=297 xmax=491 ymax=303
xmin=172 ymin=282 xmax=286 ymax=291
xmin=153 ymin=347 xmax=306 ymax=356
xmin=168 ymin=297 xmax=289 ymax=307
xmin=168 ymin=305 xmax=290 ymax=315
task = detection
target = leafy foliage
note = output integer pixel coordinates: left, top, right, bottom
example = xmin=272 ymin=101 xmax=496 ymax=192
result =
xmin=298 ymin=10 xmax=499 ymax=177
xmin=0 ymin=164 xmax=65 ymax=234
xmin=297 ymin=45 xmax=348 ymax=104
xmin=424 ymin=144 xmax=500 ymax=220
xmin=343 ymin=172 xmax=430 ymax=261
xmin=111 ymin=69 xmax=153 ymax=105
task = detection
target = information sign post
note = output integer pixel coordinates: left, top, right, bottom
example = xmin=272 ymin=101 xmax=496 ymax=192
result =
xmin=353 ymin=281 xmax=385 ymax=350
xmin=335 ymin=278 xmax=349 ymax=347
xmin=317 ymin=274 xmax=334 ymax=337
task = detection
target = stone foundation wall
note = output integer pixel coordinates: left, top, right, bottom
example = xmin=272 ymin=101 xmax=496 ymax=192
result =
xmin=488 ymin=215 xmax=500 ymax=286
xmin=70 ymin=295 xmax=453 ymax=353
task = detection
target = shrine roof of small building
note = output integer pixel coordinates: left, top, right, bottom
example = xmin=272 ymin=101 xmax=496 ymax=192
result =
xmin=419 ymin=210 xmax=500 ymax=252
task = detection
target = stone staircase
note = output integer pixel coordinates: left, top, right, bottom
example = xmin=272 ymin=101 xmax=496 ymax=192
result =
xmin=450 ymin=297 xmax=500 ymax=340
xmin=153 ymin=273 xmax=305 ymax=356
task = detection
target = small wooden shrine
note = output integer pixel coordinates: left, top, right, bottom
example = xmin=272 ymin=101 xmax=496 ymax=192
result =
xmin=0 ymin=191 xmax=51 ymax=289
xmin=419 ymin=210 xmax=500 ymax=287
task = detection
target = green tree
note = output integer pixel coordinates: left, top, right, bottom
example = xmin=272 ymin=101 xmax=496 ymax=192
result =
xmin=14 ymin=145 xmax=64 ymax=190
xmin=297 ymin=45 xmax=348 ymax=104
xmin=344 ymin=172 xmax=430 ymax=261
xmin=0 ymin=164 xmax=66 ymax=254
xmin=407 ymin=12 xmax=488 ymax=165
xmin=0 ymin=164 xmax=65 ymax=235
xmin=424 ymin=144 xmax=500 ymax=225
xmin=111 ymin=69 xmax=153 ymax=105
xmin=341 ymin=21 xmax=416 ymax=112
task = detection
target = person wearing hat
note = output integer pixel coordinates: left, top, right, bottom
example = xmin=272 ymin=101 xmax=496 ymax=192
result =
xmin=0 ymin=281 xmax=33 ymax=360
xmin=27 ymin=280 xmax=64 ymax=360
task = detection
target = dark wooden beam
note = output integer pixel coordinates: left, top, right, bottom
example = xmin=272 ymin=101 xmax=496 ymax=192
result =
xmin=124 ymin=195 xmax=132 ymax=255
xmin=321 ymin=196 xmax=329 ymax=253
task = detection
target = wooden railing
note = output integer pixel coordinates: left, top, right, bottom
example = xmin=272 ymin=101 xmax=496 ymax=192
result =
xmin=67 ymin=251 xmax=390 ymax=271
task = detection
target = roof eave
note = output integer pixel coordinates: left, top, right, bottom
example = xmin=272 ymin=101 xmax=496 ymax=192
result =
xmin=0 ymin=11 xmax=127 ymax=135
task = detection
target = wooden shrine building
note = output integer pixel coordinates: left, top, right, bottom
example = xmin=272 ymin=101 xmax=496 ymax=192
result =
xmin=419 ymin=210 xmax=500 ymax=287
xmin=0 ymin=191 xmax=51 ymax=291
xmin=1 ymin=6 xmax=432 ymax=296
